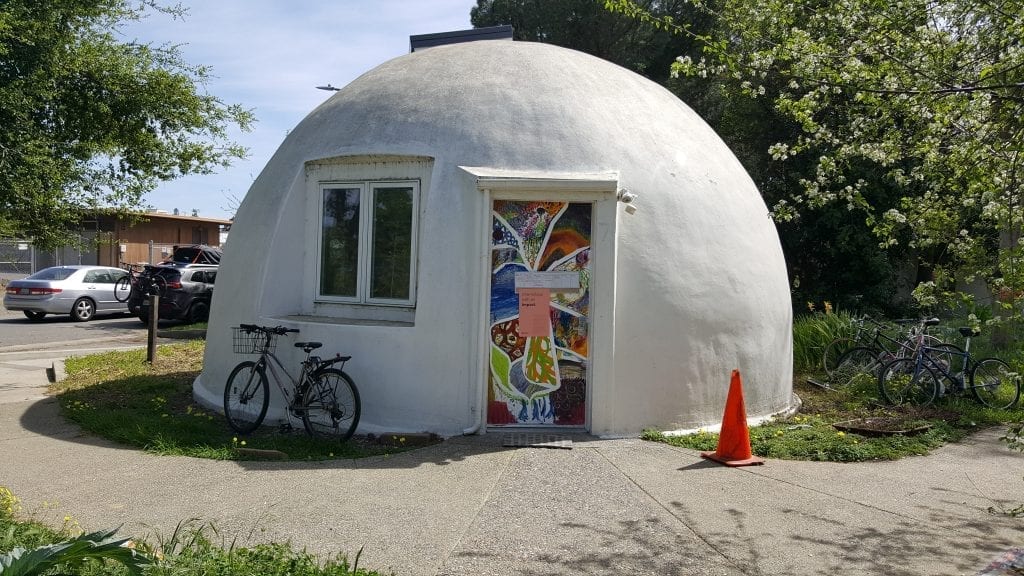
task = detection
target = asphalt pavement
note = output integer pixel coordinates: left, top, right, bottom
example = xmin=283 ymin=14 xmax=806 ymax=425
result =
xmin=0 ymin=354 xmax=1022 ymax=576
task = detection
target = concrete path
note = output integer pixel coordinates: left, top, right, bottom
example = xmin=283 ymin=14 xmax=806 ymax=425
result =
xmin=0 ymin=359 xmax=1021 ymax=576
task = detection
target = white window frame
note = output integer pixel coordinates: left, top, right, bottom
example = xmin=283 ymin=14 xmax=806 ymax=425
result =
xmin=316 ymin=180 xmax=419 ymax=307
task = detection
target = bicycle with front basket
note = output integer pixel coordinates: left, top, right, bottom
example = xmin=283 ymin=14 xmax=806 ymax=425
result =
xmin=223 ymin=324 xmax=360 ymax=440
xmin=877 ymin=325 xmax=1020 ymax=408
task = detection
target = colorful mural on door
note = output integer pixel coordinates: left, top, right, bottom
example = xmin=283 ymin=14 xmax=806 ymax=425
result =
xmin=488 ymin=200 xmax=591 ymax=426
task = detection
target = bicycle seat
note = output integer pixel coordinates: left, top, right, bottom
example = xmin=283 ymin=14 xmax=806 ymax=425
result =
xmin=295 ymin=342 xmax=323 ymax=353
xmin=958 ymin=327 xmax=979 ymax=338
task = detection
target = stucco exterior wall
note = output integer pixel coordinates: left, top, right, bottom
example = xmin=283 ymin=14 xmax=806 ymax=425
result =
xmin=193 ymin=41 xmax=792 ymax=436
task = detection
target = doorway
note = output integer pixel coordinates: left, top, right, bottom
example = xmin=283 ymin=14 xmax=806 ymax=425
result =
xmin=486 ymin=200 xmax=592 ymax=427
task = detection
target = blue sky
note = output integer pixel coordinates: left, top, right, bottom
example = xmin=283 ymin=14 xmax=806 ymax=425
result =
xmin=122 ymin=1 xmax=475 ymax=220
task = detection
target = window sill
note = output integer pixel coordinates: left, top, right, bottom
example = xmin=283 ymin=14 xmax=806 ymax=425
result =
xmin=277 ymin=314 xmax=414 ymax=328
xmin=287 ymin=301 xmax=416 ymax=327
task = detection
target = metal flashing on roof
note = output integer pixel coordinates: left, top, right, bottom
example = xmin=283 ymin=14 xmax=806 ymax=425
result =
xmin=409 ymin=25 xmax=513 ymax=52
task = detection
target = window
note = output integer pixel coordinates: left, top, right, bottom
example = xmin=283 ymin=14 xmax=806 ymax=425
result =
xmin=318 ymin=181 xmax=418 ymax=306
xmin=83 ymin=270 xmax=115 ymax=284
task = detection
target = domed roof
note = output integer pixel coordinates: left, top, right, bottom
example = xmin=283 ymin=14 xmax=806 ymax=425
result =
xmin=290 ymin=40 xmax=734 ymax=181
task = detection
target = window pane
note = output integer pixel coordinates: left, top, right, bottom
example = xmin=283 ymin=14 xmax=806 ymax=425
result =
xmin=370 ymin=186 xmax=413 ymax=300
xmin=321 ymin=187 xmax=361 ymax=297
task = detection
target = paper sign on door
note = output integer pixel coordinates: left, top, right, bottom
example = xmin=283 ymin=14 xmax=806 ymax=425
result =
xmin=518 ymin=287 xmax=550 ymax=337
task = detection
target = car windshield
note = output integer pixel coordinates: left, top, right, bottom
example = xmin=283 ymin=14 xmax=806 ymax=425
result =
xmin=26 ymin=267 xmax=77 ymax=281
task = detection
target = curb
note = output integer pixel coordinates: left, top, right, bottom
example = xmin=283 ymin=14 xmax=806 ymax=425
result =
xmin=46 ymin=360 xmax=66 ymax=384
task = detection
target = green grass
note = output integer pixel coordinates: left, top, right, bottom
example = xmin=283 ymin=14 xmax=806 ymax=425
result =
xmin=0 ymin=491 xmax=383 ymax=575
xmin=162 ymin=321 xmax=207 ymax=331
xmin=52 ymin=341 xmax=424 ymax=461
xmin=645 ymin=367 xmax=1023 ymax=462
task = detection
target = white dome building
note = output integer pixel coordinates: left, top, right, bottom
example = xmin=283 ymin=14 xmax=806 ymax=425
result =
xmin=193 ymin=38 xmax=793 ymax=437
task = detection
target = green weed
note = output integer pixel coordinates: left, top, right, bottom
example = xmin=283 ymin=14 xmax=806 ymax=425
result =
xmin=0 ymin=496 xmax=382 ymax=576
xmin=792 ymin=310 xmax=855 ymax=372
xmin=645 ymin=379 xmax=1019 ymax=462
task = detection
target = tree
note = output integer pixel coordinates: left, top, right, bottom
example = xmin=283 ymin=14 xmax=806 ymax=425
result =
xmin=0 ymin=0 xmax=253 ymax=248
xmin=471 ymin=0 xmax=707 ymax=84
xmin=611 ymin=0 xmax=1024 ymax=318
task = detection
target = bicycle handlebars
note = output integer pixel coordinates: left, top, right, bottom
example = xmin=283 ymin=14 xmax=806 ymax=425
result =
xmin=238 ymin=324 xmax=299 ymax=335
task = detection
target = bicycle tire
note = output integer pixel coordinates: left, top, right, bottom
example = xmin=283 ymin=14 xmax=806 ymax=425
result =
xmin=302 ymin=369 xmax=360 ymax=441
xmin=114 ymin=275 xmax=133 ymax=303
xmin=223 ymin=361 xmax=270 ymax=434
xmin=970 ymin=357 xmax=1020 ymax=409
xmin=878 ymin=358 xmax=939 ymax=406
xmin=822 ymin=337 xmax=856 ymax=376
xmin=830 ymin=346 xmax=882 ymax=389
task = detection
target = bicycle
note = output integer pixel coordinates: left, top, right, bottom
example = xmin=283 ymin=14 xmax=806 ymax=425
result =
xmin=878 ymin=326 xmax=1020 ymax=409
xmin=223 ymin=324 xmax=360 ymax=440
xmin=827 ymin=317 xmax=944 ymax=389
xmin=114 ymin=262 xmax=166 ymax=304
xmin=823 ymin=316 xmax=939 ymax=376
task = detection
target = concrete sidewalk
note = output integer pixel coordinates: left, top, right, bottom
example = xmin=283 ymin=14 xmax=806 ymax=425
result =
xmin=0 ymin=361 xmax=1021 ymax=576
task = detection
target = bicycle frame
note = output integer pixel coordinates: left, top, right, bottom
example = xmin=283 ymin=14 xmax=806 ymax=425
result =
xmin=867 ymin=318 xmax=931 ymax=360
xmin=913 ymin=345 xmax=970 ymax=392
xmin=252 ymin=349 xmax=315 ymax=409
xmin=910 ymin=324 xmax=980 ymax=394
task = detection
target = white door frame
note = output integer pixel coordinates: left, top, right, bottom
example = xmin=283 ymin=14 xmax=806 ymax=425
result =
xmin=460 ymin=167 xmax=619 ymax=433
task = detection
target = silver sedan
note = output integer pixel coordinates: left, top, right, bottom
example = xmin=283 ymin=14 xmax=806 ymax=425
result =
xmin=3 ymin=265 xmax=130 ymax=322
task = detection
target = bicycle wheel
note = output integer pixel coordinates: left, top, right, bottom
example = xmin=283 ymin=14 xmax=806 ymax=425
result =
xmin=878 ymin=358 xmax=939 ymax=406
xmin=830 ymin=346 xmax=881 ymax=389
xmin=970 ymin=358 xmax=1020 ymax=409
xmin=822 ymin=337 xmax=856 ymax=375
xmin=223 ymin=361 xmax=270 ymax=434
xmin=302 ymin=369 xmax=360 ymax=440
xmin=114 ymin=275 xmax=133 ymax=303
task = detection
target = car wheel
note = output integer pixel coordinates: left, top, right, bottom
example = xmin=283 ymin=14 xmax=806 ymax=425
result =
xmin=187 ymin=301 xmax=209 ymax=324
xmin=71 ymin=298 xmax=95 ymax=322
xmin=138 ymin=312 xmax=150 ymax=325
xmin=23 ymin=310 xmax=46 ymax=321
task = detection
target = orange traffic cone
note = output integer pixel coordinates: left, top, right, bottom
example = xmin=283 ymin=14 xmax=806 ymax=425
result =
xmin=701 ymin=369 xmax=765 ymax=467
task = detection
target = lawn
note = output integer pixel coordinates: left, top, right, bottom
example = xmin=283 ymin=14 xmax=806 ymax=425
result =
xmin=51 ymin=340 xmax=431 ymax=461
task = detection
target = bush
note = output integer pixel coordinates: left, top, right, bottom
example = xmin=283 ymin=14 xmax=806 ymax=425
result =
xmin=792 ymin=309 xmax=855 ymax=372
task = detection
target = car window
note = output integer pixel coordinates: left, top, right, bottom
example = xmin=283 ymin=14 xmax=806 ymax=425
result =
xmin=154 ymin=268 xmax=182 ymax=282
xmin=27 ymin=267 xmax=76 ymax=281
xmin=83 ymin=270 xmax=110 ymax=283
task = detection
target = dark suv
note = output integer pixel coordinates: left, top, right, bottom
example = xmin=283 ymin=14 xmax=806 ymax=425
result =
xmin=136 ymin=265 xmax=217 ymax=324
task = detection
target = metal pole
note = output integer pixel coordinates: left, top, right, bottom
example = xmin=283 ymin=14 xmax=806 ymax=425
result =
xmin=146 ymin=294 xmax=159 ymax=363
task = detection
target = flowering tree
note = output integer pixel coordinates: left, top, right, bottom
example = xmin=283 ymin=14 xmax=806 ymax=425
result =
xmin=608 ymin=0 xmax=1024 ymax=320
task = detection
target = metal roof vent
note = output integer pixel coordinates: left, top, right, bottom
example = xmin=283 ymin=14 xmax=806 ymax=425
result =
xmin=409 ymin=25 xmax=513 ymax=52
